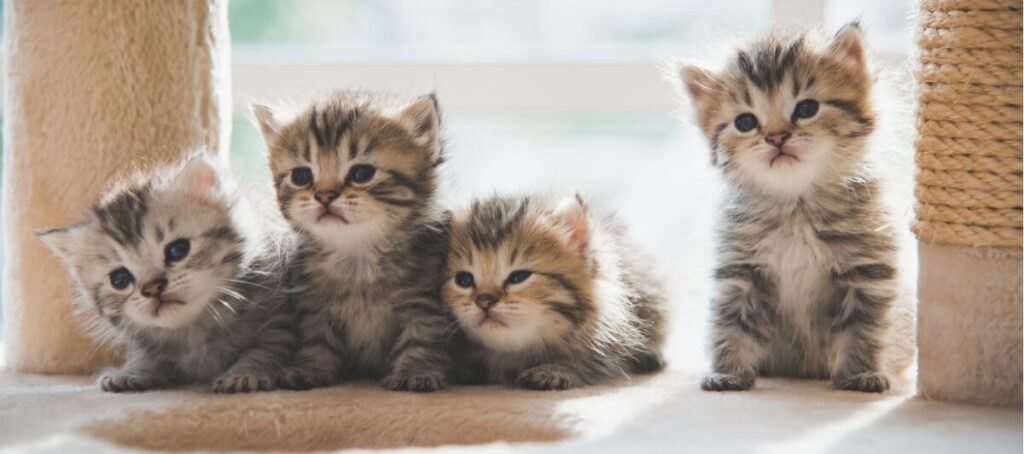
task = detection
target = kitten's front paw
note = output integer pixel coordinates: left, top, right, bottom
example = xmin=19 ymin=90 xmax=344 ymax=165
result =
xmin=276 ymin=366 xmax=335 ymax=390
xmin=382 ymin=371 xmax=448 ymax=393
xmin=517 ymin=365 xmax=580 ymax=391
xmin=99 ymin=374 xmax=162 ymax=393
xmin=213 ymin=371 xmax=274 ymax=393
xmin=630 ymin=351 xmax=667 ymax=374
xmin=701 ymin=372 xmax=754 ymax=391
xmin=833 ymin=372 xmax=890 ymax=393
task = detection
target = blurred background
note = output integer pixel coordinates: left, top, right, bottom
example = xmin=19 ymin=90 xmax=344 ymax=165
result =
xmin=2 ymin=0 xmax=919 ymax=366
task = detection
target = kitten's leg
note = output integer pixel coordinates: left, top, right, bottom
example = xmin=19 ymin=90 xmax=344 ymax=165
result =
xmin=382 ymin=295 xmax=453 ymax=392
xmin=702 ymin=264 xmax=774 ymax=392
xmin=277 ymin=307 xmax=343 ymax=390
xmin=830 ymin=263 xmax=897 ymax=393
xmin=99 ymin=348 xmax=170 ymax=393
xmin=214 ymin=310 xmax=297 ymax=394
xmin=518 ymin=363 xmax=583 ymax=390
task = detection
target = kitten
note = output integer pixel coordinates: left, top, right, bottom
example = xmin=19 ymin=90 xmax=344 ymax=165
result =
xmin=679 ymin=23 xmax=912 ymax=393
xmin=39 ymin=154 xmax=296 ymax=393
xmin=442 ymin=194 xmax=667 ymax=390
xmin=253 ymin=90 xmax=454 ymax=392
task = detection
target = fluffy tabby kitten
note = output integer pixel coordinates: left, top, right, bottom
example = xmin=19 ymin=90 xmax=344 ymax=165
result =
xmin=40 ymin=155 xmax=296 ymax=393
xmin=443 ymin=194 xmax=667 ymax=390
xmin=253 ymin=90 xmax=454 ymax=392
xmin=679 ymin=24 xmax=911 ymax=393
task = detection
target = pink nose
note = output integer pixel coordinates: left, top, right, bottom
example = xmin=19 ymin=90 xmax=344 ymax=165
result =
xmin=765 ymin=131 xmax=791 ymax=147
xmin=315 ymin=190 xmax=339 ymax=206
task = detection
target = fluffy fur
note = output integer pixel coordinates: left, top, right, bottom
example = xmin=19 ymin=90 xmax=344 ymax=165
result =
xmin=254 ymin=90 xmax=454 ymax=392
xmin=443 ymin=194 xmax=667 ymax=390
xmin=679 ymin=24 xmax=912 ymax=392
xmin=39 ymin=155 xmax=296 ymax=393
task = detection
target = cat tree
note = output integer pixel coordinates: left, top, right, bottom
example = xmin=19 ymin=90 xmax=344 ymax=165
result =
xmin=1 ymin=0 xmax=232 ymax=373
xmin=914 ymin=0 xmax=1023 ymax=406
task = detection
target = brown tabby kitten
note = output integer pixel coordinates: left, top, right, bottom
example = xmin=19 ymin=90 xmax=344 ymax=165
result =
xmin=253 ymin=90 xmax=454 ymax=392
xmin=443 ymin=194 xmax=667 ymax=390
xmin=679 ymin=24 xmax=912 ymax=393
xmin=40 ymin=155 xmax=296 ymax=393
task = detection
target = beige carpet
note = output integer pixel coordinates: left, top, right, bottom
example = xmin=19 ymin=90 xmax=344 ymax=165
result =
xmin=0 ymin=364 xmax=1019 ymax=453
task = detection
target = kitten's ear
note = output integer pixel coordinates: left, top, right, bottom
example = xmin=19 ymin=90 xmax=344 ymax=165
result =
xmin=679 ymin=65 xmax=720 ymax=104
xmin=176 ymin=154 xmax=222 ymax=199
xmin=38 ymin=222 xmax=90 ymax=262
xmin=829 ymin=22 xmax=868 ymax=72
xmin=394 ymin=93 xmax=442 ymax=163
xmin=549 ymin=194 xmax=590 ymax=255
xmin=252 ymin=103 xmax=282 ymax=141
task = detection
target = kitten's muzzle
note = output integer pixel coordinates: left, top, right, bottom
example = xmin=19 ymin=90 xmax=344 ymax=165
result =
xmin=140 ymin=277 xmax=168 ymax=298
xmin=475 ymin=293 xmax=499 ymax=311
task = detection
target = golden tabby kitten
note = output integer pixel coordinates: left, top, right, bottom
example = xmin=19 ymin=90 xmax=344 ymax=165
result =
xmin=443 ymin=194 xmax=666 ymax=390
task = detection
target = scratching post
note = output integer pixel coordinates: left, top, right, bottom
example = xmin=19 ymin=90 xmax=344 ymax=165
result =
xmin=914 ymin=0 xmax=1022 ymax=406
xmin=2 ymin=0 xmax=232 ymax=373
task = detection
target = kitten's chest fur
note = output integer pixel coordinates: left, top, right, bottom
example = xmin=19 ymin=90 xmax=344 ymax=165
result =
xmin=754 ymin=211 xmax=835 ymax=319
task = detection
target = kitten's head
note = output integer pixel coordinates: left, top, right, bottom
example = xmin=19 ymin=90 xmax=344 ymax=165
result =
xmin=680 ymin=23 xmax=874 ymax=197
xmin=443 ymin=195 xmax=596 ymax=352
xmin=253 ymin=90 xmax=443 ymax=251
xmin=40 ymin=155 xmax=246 ymax=330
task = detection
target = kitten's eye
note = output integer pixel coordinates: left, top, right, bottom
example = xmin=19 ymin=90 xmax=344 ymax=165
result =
xmin=348 ymin=165 xmax=376 ymax=185
xmin=734 ymin=113 xmax=759 ymax=132
xmin=291 ymin=167 xmax=313 ymax=187
xmin=454 ymin=271 xmax=475 ymax=288
xmin=165 ymin=238 xmax=191 ymax=263
xmin=506 ymin=270 xmax=533 ymax=285
xmin=794 ymin=99 xmax=819 ymax=119
xmin=109 ymin=267 xmax=134 ymax=290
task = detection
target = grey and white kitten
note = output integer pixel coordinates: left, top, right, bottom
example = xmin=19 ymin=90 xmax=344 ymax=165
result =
xmin=679 ymin=24 xmax=913 ymax=392
xmin=253 ymin=90 xmax=454 ymax=392
xmin=40 ymin=155 xmax=297 ymax=393
xmin=443 ymin=194 xmax=667 ymax=390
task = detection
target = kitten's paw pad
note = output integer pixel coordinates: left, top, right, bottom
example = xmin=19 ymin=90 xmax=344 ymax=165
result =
xmin=213 ymin=372 xmax=274 ymax=393
xmin=517 ymin=367 xmax=579 ymax=391
xmin=382 ymin=372 xmax=448 ymax=393
xmin=276 ymin=367 xmax=334 ymax=390
xmin=701 ymin=373 xmax=754 ymax=391
xmin=834 ymin=372 xmax=890 ymax=393
xmin=99 ymin=374 xmax=158 ymax=393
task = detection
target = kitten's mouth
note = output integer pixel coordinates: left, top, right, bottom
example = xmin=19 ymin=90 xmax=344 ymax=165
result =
xmin=317 ymin=208 xmax=349 ymax=224
xmin=769 ymin=149 xmax=800 ymax=168
xmin=150 ymin=298 xmax=185 ymax=316
xmin=478 ymin=313 xmax=507 ymax=328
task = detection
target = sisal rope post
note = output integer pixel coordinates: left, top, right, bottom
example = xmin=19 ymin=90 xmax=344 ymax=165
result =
xmin=913 ymin=0 xmax=1023 ymax=407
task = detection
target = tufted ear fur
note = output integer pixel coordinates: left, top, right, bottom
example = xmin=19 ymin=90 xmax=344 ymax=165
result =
xmin=393 ymin=93 xmax=442 ymax=163
xmin=829 ymin=22 xmax=868 ymax=73
xmin=38 ymin=222 xmax=92 ymax=264
xmin=549 ymin=194 xmax=590 ymax=255
xmin=679 ymin=64 xmax=722 ymax=104
xmin=174 ymin=154 xmax=222 ymax=200
xmin=252 ymin=103 xmax=284 ymax=142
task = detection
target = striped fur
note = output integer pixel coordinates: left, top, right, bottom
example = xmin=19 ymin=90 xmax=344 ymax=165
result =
xmin=680 ymin=25 xmax=912 ymax=392
xmin=254 ymin=90 xmax=454 ymax=392
xmin=39 ymin=155 xmax=297 ymax=393
xmin=443 ymin=194 xmax=667 ymax=390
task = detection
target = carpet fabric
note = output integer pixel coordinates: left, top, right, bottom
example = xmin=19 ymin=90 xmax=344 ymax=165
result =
xmin=0 ymin=368 xmax=1019 ymax=452
xmin=1 ymin=0 xmax=232 ymax=374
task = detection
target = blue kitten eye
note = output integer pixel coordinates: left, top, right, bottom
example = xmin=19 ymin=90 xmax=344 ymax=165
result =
xmin=455 ymin=271 xmax=475 ymax=288
xmin=506 ymin=270 xmax=533 ymax=285
xmin=291 ymin=167 xmax=313 ymax=186
xmin=109 ymin=267 xmax=134 ymax=290
xmin=165 ymin=238 xmax=191 ymax=263
xmin=348 ymin=165 xmax=376 ymax=184
xmin=734 ymin=113 xmax=759 ymax=132
xmin=794 ymin=99 xmax=819 ymax=119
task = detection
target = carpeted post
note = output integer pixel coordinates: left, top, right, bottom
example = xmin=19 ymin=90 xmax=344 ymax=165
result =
xmin=914 ymin=0 xmax=1023 ymax=406
xmin=1 ymin=0 xmax=232 ymax=373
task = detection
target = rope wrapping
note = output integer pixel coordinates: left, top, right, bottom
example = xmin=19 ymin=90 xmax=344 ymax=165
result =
xmin=913 ymin=0 xmax=1023 ymax=247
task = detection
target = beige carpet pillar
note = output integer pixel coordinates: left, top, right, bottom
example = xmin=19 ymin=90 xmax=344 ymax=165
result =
xmin=914 ymin=0 xmax=1023 ymax=406
xmin=2 ymin=0 xmax=232 ymax=373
